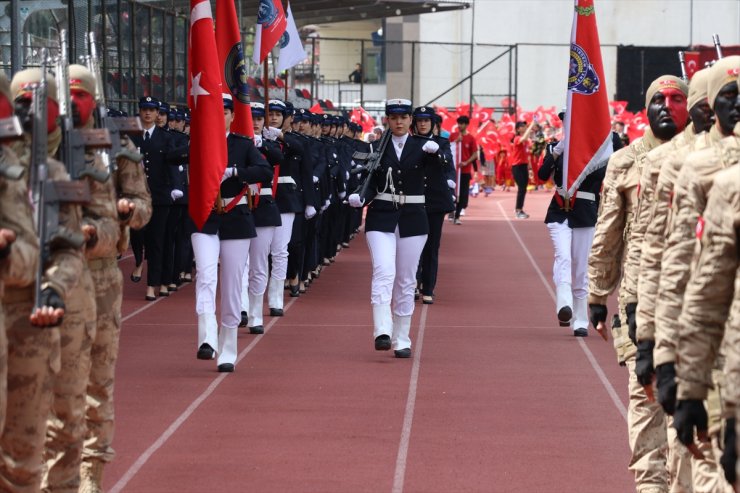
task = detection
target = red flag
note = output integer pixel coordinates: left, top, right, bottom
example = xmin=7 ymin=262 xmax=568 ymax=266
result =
xmin=188 ymin=0 xmax=227 ymax=230
xmin=216 ymin=0 xmax=254 ymax=137
xmin=562 ymin=0 xmax=613 ymax=196
xmin=350 ymin=106 xmax=376 ymax=133
xmin=252 ymin=0 xmax=287 ymax=65
xmin=684 ymin=51 xmax=700 ymax=79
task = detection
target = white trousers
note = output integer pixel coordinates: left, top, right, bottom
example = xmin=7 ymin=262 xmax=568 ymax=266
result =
xmin=267 ymin=213 xmax=295 ymax=310
xmin=192 ymin=233 xmax=250 ymax=365
xmin=367 ymin=228 xmax=427 ymax=349
xmin=546 ymin=220 xmax=594 ymax=330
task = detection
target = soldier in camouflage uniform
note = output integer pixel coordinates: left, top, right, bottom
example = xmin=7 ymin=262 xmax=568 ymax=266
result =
xmin=75 ymin=74 xmax=152 ymax=492
xmin=588 ymin=75 xmax=688 ymax=493
xmin=0 ymin=72 xmax=26 ymax=436
xmin=667 ymin=55 xmax=740 ymax=485
xmin=0 ymin=68 xmax=86 ymax=492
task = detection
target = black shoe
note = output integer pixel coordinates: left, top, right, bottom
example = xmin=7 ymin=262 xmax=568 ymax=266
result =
xmin=197 ymin=343 xmax=215 ymax=360
xmin=394 ymin=348 xmax=412 ymax=358
xmin=374 ymin=335 xmax=391 ymax=351
xmin=145 ymin=295 xmax=156 ymax=301
xmin=573 ymin=328 xmax=588 ymax=337
xmin=422 ymin=295 xmax=434 ymax=305
xmin=557 ymin=306 xmax=572 ymax=326
xmin=130 ymin=273 xmax=142 ymax=283
xmin=414 ymin=288 xmax=420 ymax=301
xmin=289 ymin=284 xmax=300 ymax=297
xmin=239 ymin=311 xmax=248 ymax=327
xmin=218 ymin=363 xmax=234 ymax=373
xmin=269 ymin=308 xmax=284 ymax=317
xmin=249 ymin=325 xmax=264 ymax=335
xmin=341 ymin=242 xmax=350 ymax=248
xmin=182 ymin=275 xmax=193 ymax=283
xmin=158 ymin=290 xmax=169 ymax=297
xmin=168 ymin=284 xmax=178 ymax=292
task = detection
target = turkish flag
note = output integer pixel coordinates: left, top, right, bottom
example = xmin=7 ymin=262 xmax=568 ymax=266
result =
xmin=188 ymin=0 xmax=227 ymax=230
xmin=252 ymin=0 xmax=287 ymax=65
xmin=561 ymin=0 xmax=613 ymax=196
xmin=216 ymin=0 xmax=254 ymax=137
xmin=683 ymin=51 xmax=700 ymax=80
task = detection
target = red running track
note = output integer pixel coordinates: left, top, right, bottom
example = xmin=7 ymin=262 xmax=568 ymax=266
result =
xmin=105 ymin=189 xmax=634 ymax=492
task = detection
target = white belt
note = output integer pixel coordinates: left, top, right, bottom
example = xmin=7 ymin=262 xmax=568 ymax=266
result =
xmin=375 ymin=193 xmax=425 ymax=205
xmin=259 ymin=188 xmax=273 ymax=196
xmin=277 ymin=176 xmax=296 ymax=185
xmin=576 ymin=191 xmax=596 ymax=201
xmin=221 ymin=196 xmax=248 ymax=207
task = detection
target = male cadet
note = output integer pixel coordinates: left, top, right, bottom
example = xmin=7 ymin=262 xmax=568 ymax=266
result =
xmin=131 ymin=96 xmax=174 ymax=300
xmin=0 ymin=72 xmax=27 ymax=436
xmin=286 ymin=109 xmax=318 ymax=295
xmin=631 ymin=66 xmax=731 ymax=491
xmin=2 ymin=68 xmax=86 ymax=493
xmin=666 ymin=55 xmax=740 ymax=480
xmin=588 ymin=75 xmax=689 ymax=493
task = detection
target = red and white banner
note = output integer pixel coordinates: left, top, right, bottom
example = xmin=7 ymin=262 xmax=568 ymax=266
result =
xmin=216 ymin=0 xmax=254 ymax=137
xmin=188 ymin=0 xmax=227 ymax=230
xmin=562 ymin=0 xmax=613 ymax=196
xmin=252 ymin=0 xmax=287 ymax=65
xmin=350 ymin=106 xmax=376 ymax=133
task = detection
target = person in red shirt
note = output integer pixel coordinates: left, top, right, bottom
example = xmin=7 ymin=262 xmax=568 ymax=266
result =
xmin=449 ymin=116 xmax=478 ymax=225
xmin=510 ymin=120 xmax=536 ymax=218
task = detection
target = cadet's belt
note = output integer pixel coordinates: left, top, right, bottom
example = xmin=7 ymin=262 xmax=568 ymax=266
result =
xmin=87 ymin=257 xmax=118 ymax=270
xmin=576 ymin=191 xmax=596 ymax=201
xmin=277 ymin=176 xmax=296 ymax=185
xmin=221 ymin=196 xmax=248 ymax=208
xmin=2 ymin=286 xmax=34 ymax=304
xmin=375 ymin=193 xmax=425 ymax=205
xmin=259 ymin=188 xmax=273 ymax=197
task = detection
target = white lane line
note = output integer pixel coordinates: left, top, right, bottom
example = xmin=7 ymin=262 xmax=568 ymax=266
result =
xmin=118 ymin=253 xmax=133 ymax=262
xmin=392 ymin=304 xmax=428 ymax=493
xmin=495 ymin=202 xmax=628 ymax=421
xmin=109 ymin=296 xmax=298 ymax=493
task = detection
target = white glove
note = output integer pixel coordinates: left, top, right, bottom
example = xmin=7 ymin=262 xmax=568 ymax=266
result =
xmin=178 ymin=165 xmax=184 ymax=172
xmin=170 ymin=189 xmax=184 ymax=201
xmin=348 ymin=193 xmax=365 ymax=208
xmin=312 ymin=175 xmax=319 ymax=184
xmin=262 ymin=126 xmax=281 ymax=141
xmin=248 ymin=183 xmax=260 ymax=194
xmin=324 ymin=198 xmax=331 ymax=208
xmin=422 ymin=140 xmax=440 ymax=154
xmin=447 ymin=179 xmax=456 ymax=189
xmin=221 ymin=167 xmax=236 ymax=182
xmin=304 ymin=205 xmax=317 ymax=219
xmin=254 ymin=135 xmax=263 ymax=147
xmin=345 ymin=171 xmax=350 ymax=180
xmin=338 ymin=191 xmax=346 ymax=199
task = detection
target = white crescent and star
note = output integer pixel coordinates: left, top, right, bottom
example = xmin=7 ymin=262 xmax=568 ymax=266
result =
xmin=190 ymin=72 xmax=210 ymax=109
xmin=188 ymin=0 xmax=216 ymax=110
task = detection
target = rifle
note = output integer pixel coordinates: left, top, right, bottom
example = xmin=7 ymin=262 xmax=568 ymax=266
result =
xmin=350 ymin=128 xmax=391 ymax=199
xmin=30 ymin=52 xmax=89 ymax=310
xmin=678 ymin=51 xmax=688 ymax=83
xmin=55 ymin=29 xmax=110 ymax=183
xmin=712 ymin=33 xmax=723 ymax=59
xmin=0 ymin=116 xmax=24 ymax=180
xmin=86 ymin=31 xmax=142 ymax=172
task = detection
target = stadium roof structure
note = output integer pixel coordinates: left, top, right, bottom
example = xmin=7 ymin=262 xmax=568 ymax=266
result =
xmin=239 ymin=0 xmax=472 ymax=25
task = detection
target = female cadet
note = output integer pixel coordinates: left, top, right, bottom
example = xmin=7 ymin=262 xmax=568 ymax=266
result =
xmin=241 ymin=102 xmax=282 ymax=334
xmin=412 ymin=107 xmax=456 ymax=304
xmin=192 ymin=95 xmax=271 ymax=372
xmin=348 ymin=99 xmax=445 ymax=358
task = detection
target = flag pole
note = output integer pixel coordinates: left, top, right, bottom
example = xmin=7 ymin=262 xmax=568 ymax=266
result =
xmin=263 ymin=57 xmax=270 ymax=108
xmin=284 ymin=70 xmax=289 ymax=101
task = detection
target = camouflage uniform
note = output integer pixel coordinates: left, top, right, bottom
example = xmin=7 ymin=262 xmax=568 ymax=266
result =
xmin=79 ymin=132 xmax=151 ymax=492
xmin=0 ymin=142 xmax=31 ymax=437
xmin=0 ymin=128 xmax=84 ymax=492
xmin=673 ymin=161 xmax=739 ymax=487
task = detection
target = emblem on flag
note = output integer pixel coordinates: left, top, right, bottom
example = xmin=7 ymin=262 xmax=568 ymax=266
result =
xmin=257 ymin=0 xmax=279 ymax=25
xmin=224 ymin=44 xmax=250 ymax=105
xmin=568 ymin=44 xmax=600 ymax=95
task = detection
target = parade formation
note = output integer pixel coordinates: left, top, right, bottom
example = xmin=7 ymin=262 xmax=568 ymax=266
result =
xmin=0 ymin=0 xmax=739 ymax=491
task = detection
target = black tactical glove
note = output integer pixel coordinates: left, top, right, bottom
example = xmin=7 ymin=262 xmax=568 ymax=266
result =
xmin=589 ymin=303 xmax=607 ymax=329
xmin=673 ymin=399 xmax=708 ymax=446
xmin=635 ymin=340 xmax=655 ymax=387
xmin=655 ymin=362 xmax=678 ymax=415
xmin=721 ymin=417 xmax=737 ymax=484
xmin=37 ymin=287 xmax=66 ymax=327
xmin=625 ymin=302 xmax=638 ymax=345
